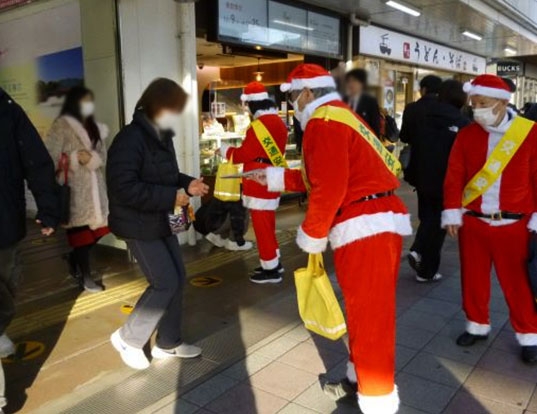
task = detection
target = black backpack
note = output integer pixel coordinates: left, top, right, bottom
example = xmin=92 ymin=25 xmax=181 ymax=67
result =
xmin=384 ymin=114 xmax=400 ymax=143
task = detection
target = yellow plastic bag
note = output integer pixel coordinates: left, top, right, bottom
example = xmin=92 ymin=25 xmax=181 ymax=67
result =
xmin=294 ymin=254 xmax=347 ymax=340
xmin=214 ymin=158 xmax=241 ymax=202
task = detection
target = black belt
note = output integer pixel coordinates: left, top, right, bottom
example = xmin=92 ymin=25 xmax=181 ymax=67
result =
xmin=465 ymin=211 xmax=525 ymax=221
xmin=254 ymin=158 xmax=272 ymax=165
xmin=337 ymin=190 xmax=395 ymax=215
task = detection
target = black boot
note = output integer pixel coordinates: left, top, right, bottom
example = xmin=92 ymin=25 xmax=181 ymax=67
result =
xmin=522 ymin=346 xmax=537 ymax=364
xmin=63 ymin=252 xmax=81 ymax=281
xmin=456 ymin=331 xmax=488 ymax=347
xmin=323 ymin=378 xmax=357 ymax=401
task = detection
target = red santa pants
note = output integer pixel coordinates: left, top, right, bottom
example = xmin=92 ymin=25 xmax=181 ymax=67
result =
xmin=250 ymin=210 xmax=279 ymax=269
xmin=334 ymin=232 xmax=402 ymax=397
xmin=459 ymin=215 xmax=537 ymax=341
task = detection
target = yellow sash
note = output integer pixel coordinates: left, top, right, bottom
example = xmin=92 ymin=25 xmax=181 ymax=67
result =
xmin=462 ymin=117 xmax=534 ymax=207
xmin=251 ymin=120 xmax=288 ymax=168
xmin=309 ymin=105 xmax=402 ymax=177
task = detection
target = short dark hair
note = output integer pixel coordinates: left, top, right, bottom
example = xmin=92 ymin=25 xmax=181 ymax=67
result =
xmin=136 ymin=78 xmax=189 ymax=119
xmin=420 ymin=75 xmax=442 ymax=94
xmin=438 ymin=80 xmax=467 ymax=109
xmin=501 ymin=77 xmax=517 ymax=93
xmin=60 ymin=86 xmax=101 ymax=148
xmin=248 ymin=99 xmax=277 ymax=115
xmin=345 ymin=69 xmax=368 ymax=86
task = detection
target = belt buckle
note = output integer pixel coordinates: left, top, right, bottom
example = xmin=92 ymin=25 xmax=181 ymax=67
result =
xmin=491 ymin=212 xmax=503 ymax=221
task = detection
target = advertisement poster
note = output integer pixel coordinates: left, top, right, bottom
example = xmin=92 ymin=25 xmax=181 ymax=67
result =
xmin=360 ymin=25 xmax=486 ymax=75
xmin=0 ymin=2 xmax=84 ymax=138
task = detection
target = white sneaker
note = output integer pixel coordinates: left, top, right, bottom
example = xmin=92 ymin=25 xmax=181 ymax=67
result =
xmin=0 ymin=334 xmax=15 ymax=358
xmin=151 ymin=343 xmax=202 ymax=360
xmin=415 ymin=273 xmax=443 ymax=283
xmin=110 ymin=330 xmax=150 ymax=370
xmin=225 ymin=240 xmax=253 ymax=251
xmin=206 ymin=233 xmax=226 ymax=248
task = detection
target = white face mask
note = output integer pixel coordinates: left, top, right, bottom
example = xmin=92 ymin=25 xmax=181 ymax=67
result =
xmin=155 ymin=111 xmax=180 ymax=130
xmin=80 ymin=101 xmax=95 ymax=118
xmin=473 ymin=102 xmax=500 ymax=127
xmin=292 ymin=90 xmax=305 ymax=125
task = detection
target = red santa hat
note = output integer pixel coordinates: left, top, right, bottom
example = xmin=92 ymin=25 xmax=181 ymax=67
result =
xmin=280 ymin=64 xmax=336 ymax=93
xmin=241 ymin=81 xmax=269 ymax=102
xmin=463 ymin=74 xmax=512 ymax=100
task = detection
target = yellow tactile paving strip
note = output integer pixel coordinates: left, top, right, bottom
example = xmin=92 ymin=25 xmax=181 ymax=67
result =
xmin=8 ymin=230 xmax=297 ymax=339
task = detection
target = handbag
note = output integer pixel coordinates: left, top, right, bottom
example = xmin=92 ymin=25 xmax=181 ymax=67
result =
xmin=294 ymin=254 xmax=347 ymax=340
xmin=214 ymin=156 xmax=241 ymax=202
xmin=169 ymin=205 xmax=195 ymax=234
xmin=56 ymin=152 xmax=71 ymax=225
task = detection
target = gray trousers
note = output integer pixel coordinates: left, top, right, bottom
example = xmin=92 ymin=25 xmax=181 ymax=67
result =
xmin=0 ymin=244 xmax=20 ymax=410
xmin=121 ymin=235 xmax=186 ymax=349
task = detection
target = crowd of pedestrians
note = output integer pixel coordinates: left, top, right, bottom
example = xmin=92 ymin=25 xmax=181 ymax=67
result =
xmin=2 ymin=63 xmax=537 ymax=414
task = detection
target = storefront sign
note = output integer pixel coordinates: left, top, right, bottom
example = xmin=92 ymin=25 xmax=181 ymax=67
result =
xmin=359 ymin=25 xmax=486 ymax=75
xmin=497 ymin=61 xmax=523 ymax=76
xmin=216 ymin=0 xmax=342 ymax=58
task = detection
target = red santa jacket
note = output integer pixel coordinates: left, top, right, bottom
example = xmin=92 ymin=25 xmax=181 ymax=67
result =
xmin=222 ymin=110 xmax=288 ymax=210
xmin=266 ymin=94 xmax=411 ymax=253
xmin=442 ymin=114 xmax=537 ymax=230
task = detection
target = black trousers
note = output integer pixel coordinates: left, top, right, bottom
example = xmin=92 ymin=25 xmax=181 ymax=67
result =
xmin=411 ymin=191 xmax=446 ymax=279
xmin=0 ymin=244 xmax=19 ymax=335
xmin=121 ymin=235 xmax=186 ymax=349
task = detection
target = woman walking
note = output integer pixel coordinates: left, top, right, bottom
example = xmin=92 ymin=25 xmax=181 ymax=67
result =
xmin=106 ymin=78 xmax=208 ymax=370
xmin=45 ymin=86 xmax=109 ymax=293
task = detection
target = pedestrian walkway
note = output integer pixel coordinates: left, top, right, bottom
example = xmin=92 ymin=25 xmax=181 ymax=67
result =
xmin=4 ymin=186 xmax=537 ymax=414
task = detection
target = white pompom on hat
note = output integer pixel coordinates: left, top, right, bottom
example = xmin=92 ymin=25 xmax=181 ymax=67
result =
xmin=280 ymin=63 xmax=337 ymax=93
xmin=241 ymin=81 xmax=269 ymax=102
xmin=463 ymin=74 xmax=512 ymax=100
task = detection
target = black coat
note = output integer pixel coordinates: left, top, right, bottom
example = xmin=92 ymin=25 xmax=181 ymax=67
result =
xmin=412 ymin=101 xmax=470 ymax=196
xmin=346 ymin=93 xmax=381 ymax=138
xmin=106 ymin=110 xmax=195 ymax=240
xmin=399 ymin=94 xmax=438 ymax=186
xmin=0 ymin=89 xmax=60 ymax=248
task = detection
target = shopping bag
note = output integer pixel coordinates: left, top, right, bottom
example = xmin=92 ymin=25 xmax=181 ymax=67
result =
xmin=214 ymin=157 xmax=241 ymax=202
xmin=294 ymin=254 xmax=347 ymax=340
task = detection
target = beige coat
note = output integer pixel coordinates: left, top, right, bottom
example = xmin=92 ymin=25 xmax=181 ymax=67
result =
xmin=45 ymin=116 xmax=109 ymax=229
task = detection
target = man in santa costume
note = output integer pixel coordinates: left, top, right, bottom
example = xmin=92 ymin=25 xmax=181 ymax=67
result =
xmin=252 ymin=64 xmax=412 ymax=413
xmin=443 ymin=74 xmax=537 ymax=363
xmin=218 ymin=82 xmax=288 ymax=284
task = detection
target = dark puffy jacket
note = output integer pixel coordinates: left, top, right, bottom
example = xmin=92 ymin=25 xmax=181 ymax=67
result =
xmin=0 ymin=89 xmax=60 ymax=248
xmin=106 ymin=110 xmax=194 ymax=240
xmin=414 ymin=101 xmax=470 ymax=196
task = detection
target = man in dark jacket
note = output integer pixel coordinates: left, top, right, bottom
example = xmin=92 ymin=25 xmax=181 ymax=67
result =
xmin=407 ymin=80 xmax=470 ymax=282
xmin=345 ymin=69 xmax=382 ymax=138
xmin=0 ymin=88 xmax=59 ymax=412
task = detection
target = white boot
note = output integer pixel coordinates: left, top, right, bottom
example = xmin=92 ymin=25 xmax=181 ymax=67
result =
xmin=0 ymin=334 xmax=15 ymax=358
xmin=225 ymin=240 xmax=253 ymax=251
xmin=206 ymin=233 xmax=226 ymax=248
xmin=151 ymin=343 xmax=202 ymax=360
xmin=110 ymin=330 xmax=150 ymax=370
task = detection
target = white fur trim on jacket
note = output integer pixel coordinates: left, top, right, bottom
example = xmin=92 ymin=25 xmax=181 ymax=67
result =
xmin=516 ymin=333 xmax=537 ymax=346
xmin=466 ymin=321 xmax=491 ymax=336
xmin=266 ymin=167 xmax=286 ymax=192
xmin=346 ymin=361 xmax=357 ymax=383
xmin=528 ymin=213 xmax=537 ymax=232
xmin=221 ymin=144 xmax=233 ymax=160
xmin=297 ymin=226 xmax=328 ymax=253
xmin=441 ymin=209 xmax=463 ymax=228
xmin=241 ymin=92 xmax=269 ymax=102
xmin=260 ymin=256 xmax=279 ymax=270
xmin=463 ymin=83 xmax=511 ymax=100
xmin=301 ymin=92 xmax=342 ymax=129
xmin=254 ymin=108 xmax=279 ymax=119
xmin=328 ymin=212 xmax=412 ymax=250
xmin=243 ymin=195 xmax=280 ymax=211
xmin=85 ymin=150 xmax=103 ymax=171
xmin=358 ymin=387 xmax=399 ymax=414
xmin=280 ymin=75 xmax=336 ymax=92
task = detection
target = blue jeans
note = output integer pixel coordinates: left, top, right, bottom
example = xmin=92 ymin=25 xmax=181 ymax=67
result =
xmin=121 ymin=235 xmax=186 ymax=349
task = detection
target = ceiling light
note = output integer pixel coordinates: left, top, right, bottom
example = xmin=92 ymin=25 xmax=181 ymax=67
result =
xmin=254 ymin=58 xmax=264 ymax=82
xmin=384 ymin=0 xmax=421 ymax=17
xmin=272 ymin=20 xmax=314 ymax=31
xmin=462 ymin=30 xmax=483 ymax=41
xmin=504 ymin=46 xmax=517 ymax=55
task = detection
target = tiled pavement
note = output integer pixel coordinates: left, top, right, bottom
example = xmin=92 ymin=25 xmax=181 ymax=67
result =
xmin=145 ymin=232 xmax=537 ymax=414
